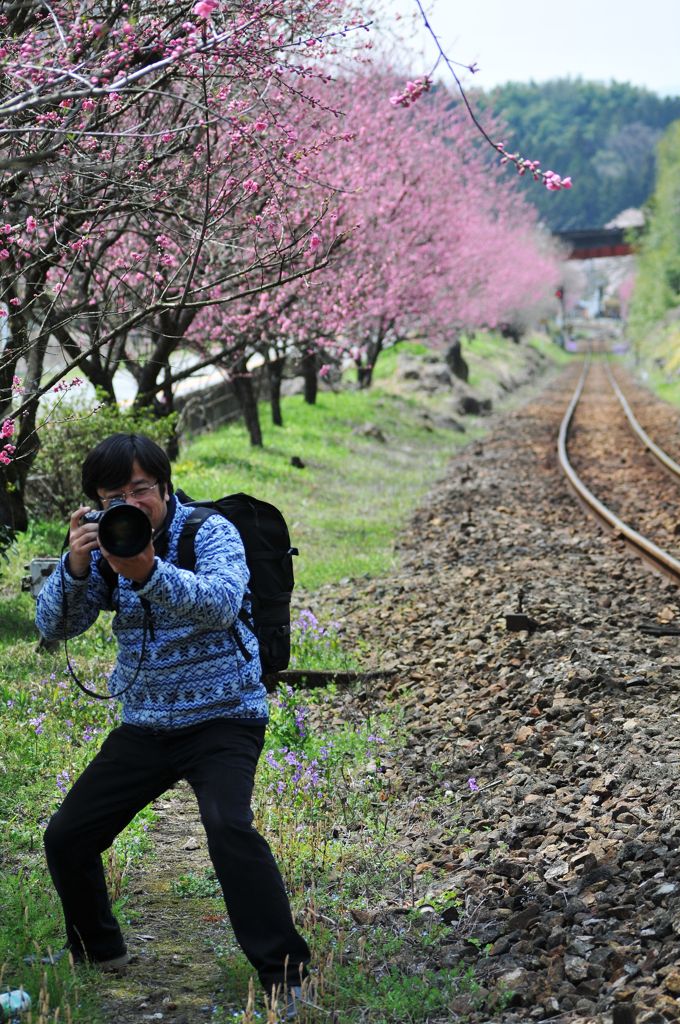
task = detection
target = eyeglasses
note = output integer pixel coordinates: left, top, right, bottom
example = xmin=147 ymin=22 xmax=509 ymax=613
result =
xmin=100 ymin=482 xmax=159 ymax=508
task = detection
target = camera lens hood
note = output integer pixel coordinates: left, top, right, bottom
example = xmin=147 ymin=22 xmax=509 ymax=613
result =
xmin=98 ymin=502 xmax=152 ymax=558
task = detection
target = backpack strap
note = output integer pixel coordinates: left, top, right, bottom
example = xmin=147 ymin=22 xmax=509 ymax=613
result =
xmin=178 ymin=506 xmax=216 ymax=572
xmin=177 ymin=504 xmax=254 ymax=663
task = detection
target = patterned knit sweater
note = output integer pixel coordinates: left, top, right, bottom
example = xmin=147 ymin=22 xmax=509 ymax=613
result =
xmin=36 ymin=497 xmax=268 ymax=729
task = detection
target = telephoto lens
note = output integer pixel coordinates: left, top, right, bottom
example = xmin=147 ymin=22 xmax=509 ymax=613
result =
xmin=83 ymin=498 xmax=152 ymax=558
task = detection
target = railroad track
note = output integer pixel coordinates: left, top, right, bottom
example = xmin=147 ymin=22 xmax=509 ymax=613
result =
xmin=557 ymin=358 xmax=680 ymax=585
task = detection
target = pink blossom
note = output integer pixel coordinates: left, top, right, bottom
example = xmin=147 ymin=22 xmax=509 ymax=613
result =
xmin=543 ymin=170 xmax=573 ymax=192
xmin=1 ymin=420 xmax=15 ymax=439
xmin=243 ymin=178 xmax=259 ymax=195
xmin=390 ymin=77 xmax=431 ymax=109
xmin=309 ymin=233 xmax=322 ymax=254
xmin=193 ymin=0 xmax=218 ymax=18
xmin=0 ymin=249 xmax=9 ymax=260
xmin=11 ymin=376 xmax=23 ymax=394
xmin=319 ymin=364 xmax=331 ymax=378
xmin=9 ymin=297 xmax=20 ymax=307
xmin=0 ymin=443 xmax=16 ymax=464
xmin=52 ymin=377 xmax=83 ymax=394
xmin=25 ymin=216 xmax=37 ymax=232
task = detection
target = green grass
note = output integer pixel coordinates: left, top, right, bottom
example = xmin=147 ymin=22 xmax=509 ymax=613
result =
xmin=174 ymin=385 xmax=462 ymax=593
xmin=634 ymin=354 xmax=680 ymax=406
xmin=527 ymin=331 xmax=574 ymax=366
xmin=615 ymin=317 xmax=680 ymax=407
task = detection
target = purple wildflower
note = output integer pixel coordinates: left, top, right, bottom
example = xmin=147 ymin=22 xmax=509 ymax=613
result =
xmin=29 ymin=714 xmax=46 ymax=735
xmin=294 ymin=705 xmax=308 ymax=738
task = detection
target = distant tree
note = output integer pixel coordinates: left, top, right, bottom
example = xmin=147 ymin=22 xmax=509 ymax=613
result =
xmin=628 ymin=121 xmax=680 ymax=340
xmin=475 ymin=79 xmax=680 ymax=230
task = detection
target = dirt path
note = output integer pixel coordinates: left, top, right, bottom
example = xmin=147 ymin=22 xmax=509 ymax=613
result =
xmin=99 ymin=782 xmax=229 ymax=1024
xmin=99 ymin=356 xmax=680 ymax=1024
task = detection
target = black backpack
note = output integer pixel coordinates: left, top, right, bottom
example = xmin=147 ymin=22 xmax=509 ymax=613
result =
xmin=174 ymin=489 xmax=298 ymax=675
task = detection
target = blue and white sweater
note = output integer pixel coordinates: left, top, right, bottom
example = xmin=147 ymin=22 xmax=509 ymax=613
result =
xmin=36 ymin=497 xmax=268 ymax=729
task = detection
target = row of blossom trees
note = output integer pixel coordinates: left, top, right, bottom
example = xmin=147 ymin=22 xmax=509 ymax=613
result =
xmin=0 ymin=0 xmax=369 ymax=526
xmin=1 ymin=0 xmax=566 ymax=530
xmin=182 ymin=72 xmax=564 ymax=440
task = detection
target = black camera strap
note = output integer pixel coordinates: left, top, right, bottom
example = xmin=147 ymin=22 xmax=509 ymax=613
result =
xmin=59 ymin=547 xmax=150 ymax=700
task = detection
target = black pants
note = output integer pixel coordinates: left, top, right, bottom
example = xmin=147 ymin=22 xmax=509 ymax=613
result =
xmin=43 ymin=719 xmax=310 ymax=991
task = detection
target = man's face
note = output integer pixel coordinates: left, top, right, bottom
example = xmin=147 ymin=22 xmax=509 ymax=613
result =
xmin=96 ymin=459 xmax=170 ymax=532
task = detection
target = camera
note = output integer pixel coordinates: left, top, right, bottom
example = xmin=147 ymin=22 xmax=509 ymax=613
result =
xmin=82 ymin=499 xmax=152 ymax=558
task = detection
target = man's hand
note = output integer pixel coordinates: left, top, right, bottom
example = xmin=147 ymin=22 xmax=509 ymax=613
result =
xmin=68 ymin=506 xmax=100 ymax=577
xmin=100 ymin=542 xmax=156 ymax=584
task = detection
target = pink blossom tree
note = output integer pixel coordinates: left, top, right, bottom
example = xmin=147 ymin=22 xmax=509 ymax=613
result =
xmin=176 ymin=69 xmax=564 ymax=451
xmin=0 ymin=0 xmax=369 ymax=526
xmin=255 ymin=72 xmax=564 ymax=391
xmin=1 ymin=0 xmax=567 ymax=520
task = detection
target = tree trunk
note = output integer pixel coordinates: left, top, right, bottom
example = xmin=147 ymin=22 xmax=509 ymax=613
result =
xmin=232 ymin=372 xmax=263 ymax=447
xmin=356 ymin=361 xmax=373 ymax=389
xmin=0 ymin=321 xmax=46 ymax=532
xmin=266 ymin=356 xmax=286 ymax=426
xmin=356 ymin=336 xmax=383 ymax=390
xmin=0 ymin=472 xmax=25 ymax=532
xmin=0 ymin=406 xmax=41 ymax=532
xmin=301 ymin=350 xmax=318 ymax=405
xmin=133 ymin=308 xmax=196 ymax=411
xmin=444 ymin=338 xmax=469 ymax=382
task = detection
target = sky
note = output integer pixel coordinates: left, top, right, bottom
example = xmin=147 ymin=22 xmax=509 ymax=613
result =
xmin=375 ymin=1 xmax=680 ymax=97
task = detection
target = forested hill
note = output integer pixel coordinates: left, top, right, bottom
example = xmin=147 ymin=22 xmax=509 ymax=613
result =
xmin=474 ymin=79 xmax=680 ymax=231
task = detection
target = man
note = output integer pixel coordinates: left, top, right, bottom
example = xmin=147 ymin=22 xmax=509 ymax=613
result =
xmin=36 ymin=433 xmax=310 ymax=1018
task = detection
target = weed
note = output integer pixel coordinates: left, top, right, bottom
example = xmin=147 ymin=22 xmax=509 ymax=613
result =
xmin=173 ymin=869 xmax=222 ymax=899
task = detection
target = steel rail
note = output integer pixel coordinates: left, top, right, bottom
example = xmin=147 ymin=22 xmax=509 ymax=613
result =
xmin=557 ymin=359 xmax=680 ymax=584
xmin=606 ymin=362 xmax=680 ymax=480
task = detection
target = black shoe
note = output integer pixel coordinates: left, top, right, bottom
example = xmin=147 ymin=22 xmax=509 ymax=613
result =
xmin=90 ymin=951 xmax=131 ymax=972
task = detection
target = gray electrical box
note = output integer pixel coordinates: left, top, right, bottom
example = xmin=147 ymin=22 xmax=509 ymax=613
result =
xmin=22 ymin=557 xmax=59 ymax=599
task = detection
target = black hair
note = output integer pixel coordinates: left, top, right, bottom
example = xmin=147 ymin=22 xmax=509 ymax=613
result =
xmin=82 ymin=433 xmax=173 ymax=504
